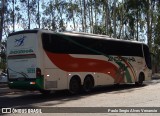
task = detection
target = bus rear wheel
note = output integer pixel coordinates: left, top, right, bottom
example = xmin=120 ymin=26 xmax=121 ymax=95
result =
xmin=69 ymin=76 xmax=81 ymax=94
xmin=83 ymin=76 xmax=94 ymax=93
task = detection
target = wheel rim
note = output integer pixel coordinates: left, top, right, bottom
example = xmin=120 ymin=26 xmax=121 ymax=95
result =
xmin=70 ymin=78 xmax=80 ymax=94
xmin=83 ymin=77 xmax=93 ymax=92
xmin=136 ymin=73 xmax=144 ymax=86
xmin=139 ymin=74 xmax=144 ymax=85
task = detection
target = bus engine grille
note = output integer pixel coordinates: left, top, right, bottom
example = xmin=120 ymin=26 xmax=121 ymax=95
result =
xmin=45 ymin=81 xmax=57 ymax=89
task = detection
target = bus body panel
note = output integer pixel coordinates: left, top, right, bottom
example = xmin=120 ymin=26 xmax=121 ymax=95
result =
xmin=7 ymin=32 xmax=44 ymax=90
xmin=43 ymin=51 xmax=68 ymax=90
xmin=44 ymin=68 xmax=68 ymax=90
xmin=7 ymin=33 xmax=37 ymax=79
xmin=43 ymin=52 xmax=149 ymax=90
xmin=6 ymin=29 xmax=152 ymax=92
xmin=8 ymin=58 xmax=36 ymax=79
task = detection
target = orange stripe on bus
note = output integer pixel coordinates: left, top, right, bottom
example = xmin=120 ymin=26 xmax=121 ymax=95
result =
xmin=45 ymin=51 xmax=123 ymax=82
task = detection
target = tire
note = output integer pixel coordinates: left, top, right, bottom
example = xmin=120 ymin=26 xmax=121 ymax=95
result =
xmin=135 ymin=73 xmax=144 ymax=86
xmin=69 ymin=77 xmax=81 ymax=94
xmin=83 ymin=76 xmax=94 ymax=93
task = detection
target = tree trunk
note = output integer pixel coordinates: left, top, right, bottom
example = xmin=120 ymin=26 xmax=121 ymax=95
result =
xmin=113 ymin=0 xmax=116 ymax=38
xmin=73 ymin=10 xmax=76 ymax=30
xmin=80 ymin=0 xmax=84 ymax=31
xmin=118 ymin=0 xmax=124 ymax=39
xmin=136 ymin=9 xmax=139 ymax=41
xmin=37 ymin=0 xmax=40 ymax=28
xmin=105 ymin=0 xmax=109 ymax=35
xmin=0 ymin=0 xmax=5 ymax=42
xmin=28 ymin=0 xmax=30 ymax=29
xmin=12 ymin=0 xmax=15 ymax=32
xmin=147 ymin=0 xmax=152 ymax=49
xmin=88 ymin=0 xmax=92 ymax=33
xmin=83 ymin=0 xmax=87 ymax=32
xmin=91 ymin=0 xmax=93 ymax=33
xmin=94 ymin=0 xmax=97 ymax=33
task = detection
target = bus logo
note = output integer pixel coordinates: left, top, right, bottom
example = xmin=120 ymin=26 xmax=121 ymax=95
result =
xmin=15 ymin=36 xmax=26 ymax=47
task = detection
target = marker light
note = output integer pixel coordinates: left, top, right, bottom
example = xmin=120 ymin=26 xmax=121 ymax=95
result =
xmin=36 ymin=68 xmax=41 ymax=77
xmin=30 ymin=82 xmax=36 ymax=85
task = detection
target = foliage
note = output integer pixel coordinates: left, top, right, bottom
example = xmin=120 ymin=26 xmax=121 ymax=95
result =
xmin=0 ymin=0 xmax=160 ymax=70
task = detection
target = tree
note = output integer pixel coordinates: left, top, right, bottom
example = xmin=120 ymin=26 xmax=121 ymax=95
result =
xmin=37 ymin=0 xmax=40 ymax=28
xmin=66 ymin=0 xmax=80 ymax=31
xmin=20 ymin=0 xmax=37 ymax=29
xmin=105 ymin=0 xmax=109 ymax=35
xmin=146 ymin=0 xmax=154 ymax=50
xmin=0 ymin=0 xmax=5 ymax=43
xmin=113 ymin=0 xmax=117 ymax=38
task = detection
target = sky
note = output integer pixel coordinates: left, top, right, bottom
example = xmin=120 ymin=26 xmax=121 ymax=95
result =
xmin=2 ymin=0 xmax=147 ymax=44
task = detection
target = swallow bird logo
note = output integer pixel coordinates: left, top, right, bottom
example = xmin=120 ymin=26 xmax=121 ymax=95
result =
xmin=15 ymin=36 xmax=26 ymax=47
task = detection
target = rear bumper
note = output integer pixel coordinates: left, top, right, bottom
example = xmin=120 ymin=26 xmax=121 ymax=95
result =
xmin=8 ymin=76 xmax=44 ymax=90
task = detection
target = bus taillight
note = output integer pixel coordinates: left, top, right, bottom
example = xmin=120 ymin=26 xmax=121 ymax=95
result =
xmin=36 ymin=68 xmax=41 ymax=77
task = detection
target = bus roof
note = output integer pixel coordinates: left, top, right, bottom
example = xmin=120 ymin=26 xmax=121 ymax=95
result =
xmin=8 ymin=29 xmax=145 ymax=45
xmin=56 ymin=31 xmax=143 ymax=45
xmin=8 ymin=29 xmax=39 ymax=36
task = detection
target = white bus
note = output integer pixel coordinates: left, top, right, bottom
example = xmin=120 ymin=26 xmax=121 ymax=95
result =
xmin=7 ymin=29 xmax=152 ymax=94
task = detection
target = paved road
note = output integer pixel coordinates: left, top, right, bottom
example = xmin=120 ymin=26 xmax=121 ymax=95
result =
xmin=0 ymin=78 xmax=160 ymax=116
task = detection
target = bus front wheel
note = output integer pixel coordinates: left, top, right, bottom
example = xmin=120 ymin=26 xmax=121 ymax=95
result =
xmin=135 ymin=73 xmax=144 ymax=86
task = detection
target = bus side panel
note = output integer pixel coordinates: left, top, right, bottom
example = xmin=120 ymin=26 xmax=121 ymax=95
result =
xmin=43 ymin=52 xmax=68 ymax=90
xmin=95 ymin=73 xmax=114 ymax=86
xmin=70 ymin=54 xmax=139 ymax=84
xmin=44 ymin=69 xmax=67 ymax=90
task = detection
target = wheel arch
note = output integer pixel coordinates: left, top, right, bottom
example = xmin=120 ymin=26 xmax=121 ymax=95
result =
xmin=70 ymin=75 xmax=81 ymax=85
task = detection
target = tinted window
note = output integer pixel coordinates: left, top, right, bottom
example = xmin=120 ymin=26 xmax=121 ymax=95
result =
xmin=42 ymin=33 xmax=143 ymax=57
xmin=143 ymin=45 xmax=152 ymax=69
xmin=42 ymin=33 xmax=96 ymax=54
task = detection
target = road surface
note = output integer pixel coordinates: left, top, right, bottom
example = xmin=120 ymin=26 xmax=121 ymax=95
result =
xmin=0 ymin=78 xmax=160 ymax=116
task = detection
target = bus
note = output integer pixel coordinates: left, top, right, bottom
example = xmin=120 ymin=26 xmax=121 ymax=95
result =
xmin=7 ymin=29 xmax=152 ymax=94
